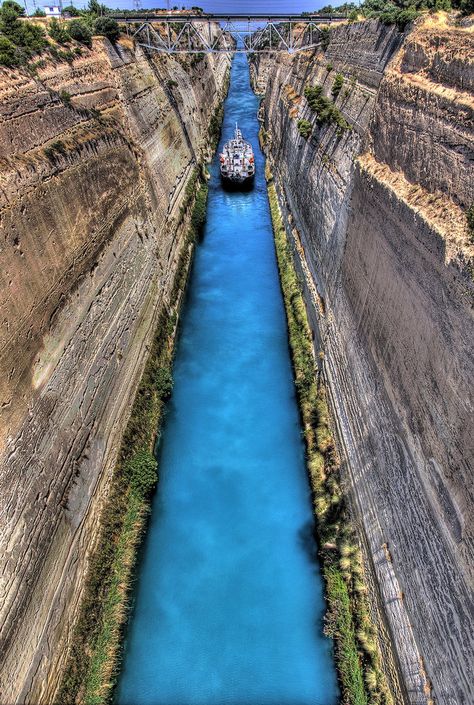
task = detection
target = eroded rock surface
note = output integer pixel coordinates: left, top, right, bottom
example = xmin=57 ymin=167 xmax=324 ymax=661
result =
xmin=0 ymin=37 xmax=229 ymax=703
xmin=253 ymin=16 xmax=474 ymax=705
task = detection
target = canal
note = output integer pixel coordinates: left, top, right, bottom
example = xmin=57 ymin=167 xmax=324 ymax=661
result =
xmin=115 ymin=54 xmax=338 ymax=705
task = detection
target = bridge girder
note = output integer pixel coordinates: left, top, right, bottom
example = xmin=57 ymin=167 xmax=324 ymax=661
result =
xmin=115 ymin=15 xmax=344 ymax=54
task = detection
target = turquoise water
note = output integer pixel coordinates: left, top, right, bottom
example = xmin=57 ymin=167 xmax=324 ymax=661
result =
xmin=115 ymin=55 xmax=338 ymax=705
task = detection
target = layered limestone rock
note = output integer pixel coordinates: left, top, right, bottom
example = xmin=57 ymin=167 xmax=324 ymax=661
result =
xmin=0 ymin=36 xmax=229 ymax=703
xmin=253 ymin=16 xmax=473 ymax=705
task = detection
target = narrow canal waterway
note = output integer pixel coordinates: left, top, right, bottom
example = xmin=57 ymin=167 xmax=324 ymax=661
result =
xmin=116 ymin=54 xmax=338 ymax=705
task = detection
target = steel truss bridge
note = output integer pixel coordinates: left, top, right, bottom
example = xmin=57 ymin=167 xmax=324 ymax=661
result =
xmin=112 ymin=13 xmax=346 ymax=55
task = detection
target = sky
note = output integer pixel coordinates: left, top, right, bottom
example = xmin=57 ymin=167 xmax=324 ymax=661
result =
xmin=55 ymin=1 xmax=325 ymax=12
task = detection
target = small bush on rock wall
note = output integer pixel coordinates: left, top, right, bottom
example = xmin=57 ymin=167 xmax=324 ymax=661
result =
xmin=331 ymin=73 xmax=344 ymax=99
xmin=125 ymin=449 xmax=158 ymax=499
xmin=297 ymin=119 xmax=312 ymax=138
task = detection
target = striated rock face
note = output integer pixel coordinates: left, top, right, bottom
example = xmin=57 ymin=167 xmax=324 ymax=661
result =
xmin=0 ymin=37 xmax=229 ymax=704
xmin=253 ymin=16 xmax=474 ymax=705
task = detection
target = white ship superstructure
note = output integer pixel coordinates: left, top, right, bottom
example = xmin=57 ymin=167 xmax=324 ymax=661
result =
xmin=220 ymin=124 xmax=255 ymax=186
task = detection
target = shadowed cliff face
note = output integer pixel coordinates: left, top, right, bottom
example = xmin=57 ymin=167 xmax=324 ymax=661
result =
xmin=252 ymin=16 xmax=474 ymax=705
xmin=0 ymin=37 xmax=230 ymax=704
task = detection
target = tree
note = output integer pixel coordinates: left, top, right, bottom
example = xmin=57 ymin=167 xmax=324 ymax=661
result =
xmin=33 ymin=8 xmax=46 ymax=16
xmin=62 ymin=4 xmax=80 ymax=15
xmin=1 ymin=1 xmax=25 ymax=17
xmin=94 ymin=16 xmax=119 ymax=42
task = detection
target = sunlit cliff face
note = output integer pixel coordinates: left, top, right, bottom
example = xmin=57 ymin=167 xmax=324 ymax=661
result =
xmin=0 ymin=37 xmax=230 ymax=704
xmin=250 ymin=16 xmax=474 ymax=705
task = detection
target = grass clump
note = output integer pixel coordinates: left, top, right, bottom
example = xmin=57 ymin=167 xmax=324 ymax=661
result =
xmin=325 ymin=567 xmax=368 ymax=705
xmin=266 ymin=178 xmax=394 ymax=705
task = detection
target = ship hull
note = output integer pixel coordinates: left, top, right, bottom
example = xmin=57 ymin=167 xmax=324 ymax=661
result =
xmin=220 ymin=172 xmax=255 ymax=191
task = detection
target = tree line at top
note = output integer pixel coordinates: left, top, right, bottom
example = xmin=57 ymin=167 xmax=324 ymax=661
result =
xmin=307 ymin=0 xmax=473 ymax=26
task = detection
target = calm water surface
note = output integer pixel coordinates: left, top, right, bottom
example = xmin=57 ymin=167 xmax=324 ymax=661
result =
xmin=115 ymin=54 xmax=338 ymax=705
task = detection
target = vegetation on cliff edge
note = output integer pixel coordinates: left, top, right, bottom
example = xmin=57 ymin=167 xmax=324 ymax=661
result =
xmin=0 ymin=0 xmax=119 ymax=68
xmin=266 ymin=175 xmax=394 ymax=705
xmin=310 ymin=0 xmax=474 ymax=29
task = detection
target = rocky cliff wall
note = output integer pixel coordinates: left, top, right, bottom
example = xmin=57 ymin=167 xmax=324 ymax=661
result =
xmin=0 ymin=37 xmax=229 ymax=704
xmin=253 ymin=16 xmax=473 ymax=705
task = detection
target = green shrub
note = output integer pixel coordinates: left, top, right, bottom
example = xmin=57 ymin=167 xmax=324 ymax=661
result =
xmin=33 ymin=8 xmax=46 ymax=16
xmin=48 ymin=17 xmax=70 ymax=44
xmin=155 ymin=366 xmax=173 ymax=400
xmin=332 ymin=73 xmax=344 ymax=99
xmin=68 ymin=18 xmax=92 ymax=46
xmin=326 ymin=62 xmax=333 ymax=72
xmin=297 ymin=118 xmax=312 ymax=138
xmin=125 ymin=449 xmax=158 ymax=499
xmin=94 ymin=16 xmax=120 ymax=42
xmin=378 ymin=3 xmax=420 ymax=29
xmin=2 ymin=1 xmax=25 ymax=17
xmin=0 ymin=1 xmax=48 ymax=65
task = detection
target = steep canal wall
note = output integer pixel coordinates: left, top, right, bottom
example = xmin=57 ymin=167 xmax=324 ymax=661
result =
xmin=252 ymin=15 xmax=474 ymax=705
xmin=0 ymin=37 xmax=230 ymax=703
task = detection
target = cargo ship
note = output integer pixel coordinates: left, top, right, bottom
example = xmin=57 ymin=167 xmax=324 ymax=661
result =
xmin=220 ymin=124 xmax=255 ymax=187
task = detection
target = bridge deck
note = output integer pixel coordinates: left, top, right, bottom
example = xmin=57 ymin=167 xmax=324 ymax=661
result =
xmin=111 ymin=13 xmax=346 ymax=22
